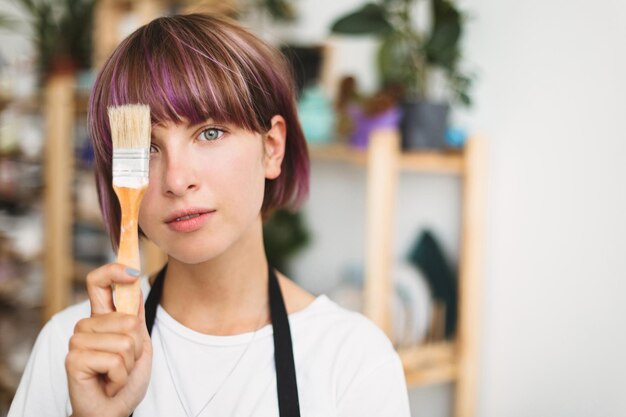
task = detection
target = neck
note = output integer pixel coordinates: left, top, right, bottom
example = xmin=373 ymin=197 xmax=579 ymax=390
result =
xmin=159 ymin=220 xmax=270 ymax=336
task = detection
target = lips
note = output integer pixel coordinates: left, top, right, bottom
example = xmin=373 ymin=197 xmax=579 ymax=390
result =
xmin=164 ymin=207 xmax=215 ymax=233
xmin=164 ymin=208 xmax=215 ymax=224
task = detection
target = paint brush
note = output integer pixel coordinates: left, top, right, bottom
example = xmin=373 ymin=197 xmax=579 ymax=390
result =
xmin=108 ymin=104 xmax=151 ymax=315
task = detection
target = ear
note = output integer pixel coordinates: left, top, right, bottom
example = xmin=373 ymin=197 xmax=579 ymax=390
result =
xmin=263 ymin=115 xmax=287 ymax=180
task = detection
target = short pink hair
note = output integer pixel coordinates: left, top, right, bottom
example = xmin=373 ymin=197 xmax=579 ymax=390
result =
xmin=89 ymin=13 xmax=310 ymax=250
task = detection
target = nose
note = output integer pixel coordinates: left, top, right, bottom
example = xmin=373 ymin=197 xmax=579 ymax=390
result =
xmin=162 ymin=150 xmax=199 ymax=197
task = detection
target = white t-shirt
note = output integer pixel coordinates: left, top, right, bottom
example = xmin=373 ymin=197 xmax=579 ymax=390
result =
xmin=9 ymin=277 xmax=410 ymax=417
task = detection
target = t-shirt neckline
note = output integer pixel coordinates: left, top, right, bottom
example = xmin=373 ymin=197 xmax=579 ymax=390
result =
xmin=154 ymin=293 xmax=328 ymax=346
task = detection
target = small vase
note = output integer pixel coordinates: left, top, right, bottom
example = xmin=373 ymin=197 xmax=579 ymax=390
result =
xmin=297 ymin=85 xmax=334 ymax=144
xmin=348 ymin=105 xmax=402 ymax=149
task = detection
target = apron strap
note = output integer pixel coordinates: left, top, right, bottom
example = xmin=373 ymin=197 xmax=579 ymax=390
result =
xmin=269 ymin=266 xmax=301 ymax=417
xmin=144 ymin=264 xmax=165 ymax=337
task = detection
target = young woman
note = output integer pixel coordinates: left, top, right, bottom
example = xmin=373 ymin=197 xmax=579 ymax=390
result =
xmin=9 ymin=13 xmax=410 ymax=417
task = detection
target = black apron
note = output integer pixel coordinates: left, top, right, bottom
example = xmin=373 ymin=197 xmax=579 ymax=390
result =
xmin=129 ymin=264 xmax=301 ymax=417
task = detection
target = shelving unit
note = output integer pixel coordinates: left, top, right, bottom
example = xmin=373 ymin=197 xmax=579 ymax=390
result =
xmin=0 ymin=88 xmax=47 ymax=412
xmin=309 ymin=142 xmax=465 ymax=174
xmin=310 ymin=131 xmax=486 ymax=417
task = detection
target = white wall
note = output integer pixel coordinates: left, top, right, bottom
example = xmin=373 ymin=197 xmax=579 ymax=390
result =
xmin=0 ymin=0 xmax=37 ymax=99
xmin=286 ymin=0 xmax=626 ymax=416
xmin=0 ymin=1 xmax=32 ymax=61
xmin=461 ymin=1 xmax=626 ymax=416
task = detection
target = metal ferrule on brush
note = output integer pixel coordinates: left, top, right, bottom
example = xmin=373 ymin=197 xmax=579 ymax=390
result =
xmin=112 ymin=148 xmax=149 ymax=188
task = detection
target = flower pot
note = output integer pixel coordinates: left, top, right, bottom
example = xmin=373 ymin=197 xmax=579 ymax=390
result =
xmin=348 ymin=105 xmax=402 ymax=149
xmin=400 ymin=100 xmax=449 ymax=150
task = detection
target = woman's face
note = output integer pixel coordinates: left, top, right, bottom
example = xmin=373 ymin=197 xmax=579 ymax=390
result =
xmin=137 ymin=117 xmax=284 ymax=264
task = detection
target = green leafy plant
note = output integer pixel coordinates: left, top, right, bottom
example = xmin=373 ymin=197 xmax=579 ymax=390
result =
xmin=0 ymin=14 xmax=19 ymax=30
xmin=0 ymin=0 xmax=95 ymax=82
xmin=330 ymin=0 xmax=472 ymax=106
xmin=233 ymin=0 xmax=297 ymax=22
xmin=259 ymin=0 xmax=296 ymax=21
xmin=263 ymin=209 xmax=311 ymax=275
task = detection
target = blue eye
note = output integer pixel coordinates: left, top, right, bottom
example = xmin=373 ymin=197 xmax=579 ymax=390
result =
xmin=199 ymin=127 xmax=225 ymax=141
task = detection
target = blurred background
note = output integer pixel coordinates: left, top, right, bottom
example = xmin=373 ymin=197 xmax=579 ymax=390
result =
xmin=0 ymin=0 xmax=625 ymax=416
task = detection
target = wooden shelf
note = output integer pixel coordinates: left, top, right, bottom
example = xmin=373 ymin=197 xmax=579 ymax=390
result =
xmin=398 ymin=342 xmax=457 ymax=387
xmin=0 ymin=87 xmax=88 ymax=116
xmin=75 ymin=208 xmax=107 ymax=230
xmin=73 ymin=261 xmax=98 ymax=284
xmin=0 ymin=94 xmax=41 ymax=114
xmin=74 ymin=92 xmax=90 ymax=114
xmin=308 ymin=143 xmax=368 ymax=164
xmin=309 ymin=143 xmax=464 ymax=174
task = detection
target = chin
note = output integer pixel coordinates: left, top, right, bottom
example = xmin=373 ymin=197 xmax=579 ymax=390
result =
xmin=161 ymin=234 xmax=237 ymax=265
xmin=165 ymin=243 xmax=226 ymax=265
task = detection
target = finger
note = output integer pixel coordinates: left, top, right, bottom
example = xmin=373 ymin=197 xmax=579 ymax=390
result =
xmin=136 ymin=290 xmax=153 ymax=361
xmin=66 ymin=350 xmax=129 ymax=397
xmin=74 ymin=314 xmax=143 ymax=360
xmin=137 ymin=289 xmax=148 ymax=336
xmin=138 ymin=288 xmax=145 ymax=325
xmin=86 ymin=264 xmax=140 ymax=316
xmin=139 ymin=298 xmax=152 ymax=364
xmin=137 ymin=290 xmax=152 ymax=357
xmin=69 ymin=332 xmax=137 ymax=373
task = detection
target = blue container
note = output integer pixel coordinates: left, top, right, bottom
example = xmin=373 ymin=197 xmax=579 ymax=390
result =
xmin=297 ymin=86 xmax=335 ymax=144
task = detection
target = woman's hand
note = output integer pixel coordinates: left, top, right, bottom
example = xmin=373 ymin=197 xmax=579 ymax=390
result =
xmin=66 ymin=264 xmax=153 ymax=417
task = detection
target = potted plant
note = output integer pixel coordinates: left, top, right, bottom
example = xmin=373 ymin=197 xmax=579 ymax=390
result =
xmin=0 ymin=0 xmax=95 ymax=84
xmin=244 ymin=0 xmax=297 ymax=21
xmin=330 ymin=0 xmax=473 ymax=149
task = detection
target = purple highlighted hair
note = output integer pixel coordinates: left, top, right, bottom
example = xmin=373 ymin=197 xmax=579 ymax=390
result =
xmin=89 ymin=13 xmax=310 ymax=249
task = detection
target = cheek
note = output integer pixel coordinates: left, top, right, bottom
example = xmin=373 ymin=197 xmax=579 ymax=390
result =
xmin=218 ymin=152 xmax=266 ymax=216
xmin=137 ymin=186 xmax=157 ymax=234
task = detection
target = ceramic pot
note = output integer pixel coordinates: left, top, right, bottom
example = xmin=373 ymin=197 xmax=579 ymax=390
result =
xmin=400 ymin=100 xmax=449 ymax=150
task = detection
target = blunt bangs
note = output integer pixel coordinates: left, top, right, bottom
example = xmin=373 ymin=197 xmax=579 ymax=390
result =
xmin=92 ymin=15 xmax=273 ymax=134
xmin=89 ymin=13 xmax=310 ymax=250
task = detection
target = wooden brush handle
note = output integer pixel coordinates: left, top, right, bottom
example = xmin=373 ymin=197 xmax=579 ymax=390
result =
xmin=113 ymin=186 xmax=147 ymax=315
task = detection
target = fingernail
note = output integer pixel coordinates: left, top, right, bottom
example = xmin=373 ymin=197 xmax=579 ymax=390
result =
xmin=125 ymin=267 xmax=141 ymax=277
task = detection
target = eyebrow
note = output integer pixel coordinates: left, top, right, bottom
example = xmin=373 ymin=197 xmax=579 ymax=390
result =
xmin=152 ymin=117 xmax=218 ymax=128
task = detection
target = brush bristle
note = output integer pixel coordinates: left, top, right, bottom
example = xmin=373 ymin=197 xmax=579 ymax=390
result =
xmin=108 ymin=104 xmax=151 ymax=149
